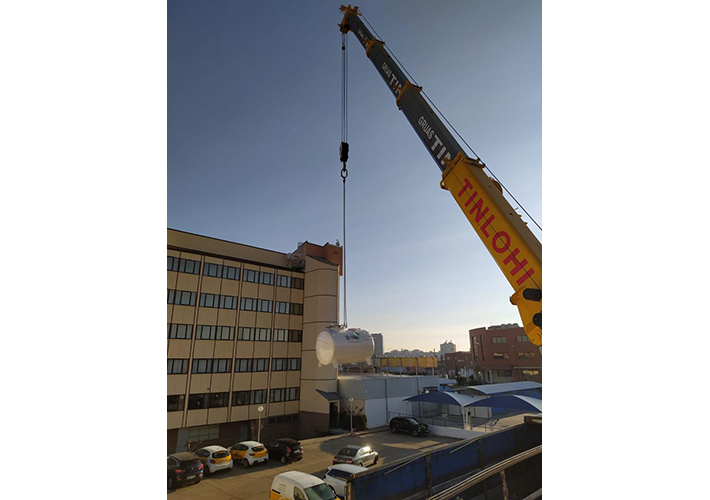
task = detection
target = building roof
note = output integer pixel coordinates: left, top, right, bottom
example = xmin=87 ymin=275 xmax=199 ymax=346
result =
xmin=464 ymin=381 xmax=542 ymax=395
xmin=466 ymin=395 xmax=542 ymax=413
xmin=403 ymin=391 xmax=486 ymax=407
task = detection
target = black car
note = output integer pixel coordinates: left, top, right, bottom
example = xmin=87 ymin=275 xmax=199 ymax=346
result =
xmin=389 ymin=417 xmax=430 ymax=437
xmin=267 ymin=438 xmax=304 ymax=464
xmin=167 ymin=452 xmax=204 ymax=489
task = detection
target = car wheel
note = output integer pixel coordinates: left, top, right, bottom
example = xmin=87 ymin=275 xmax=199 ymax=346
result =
xmin=243 ymin=458 xmax=250 ymax=468
xmin=412 ymin=430 xmax=419 ymax=437
xmin=168 ymin=477 xmax=174 ymax=490
xmin=390 ymin=425 xmax=396 ymax=433
xmin=280 ymin=455 xmax=287 ymax=464
xmin=194 ymin=477 xmax=201 ymax=484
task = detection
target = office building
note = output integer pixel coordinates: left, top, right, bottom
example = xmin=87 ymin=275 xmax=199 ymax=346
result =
xmin=371 ymin=333 xmax=384 ymax=358
xmin=468 ymin=324 xmax=542 ymax=383
xmin=167 ymin=229 xmax=342 ymax=452
xmin=440 ymin=341 xmax=457 ymax=357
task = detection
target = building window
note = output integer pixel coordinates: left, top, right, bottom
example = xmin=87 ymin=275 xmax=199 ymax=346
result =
xmin=497 ymin=370 xmax=513 ymax=377
xmin=235 ymin=359 xmax=252 ymax=372
xmin=274 ymin=329 xmax=288 ymax=342
xmin=254 ymin=358 xmax=268 ymax=372
xmin=241 ymin=297 xmax=256 ymax=311
xmin=255 ymin=328 xmax=271 ymax=342
xmin=192 ymin=359 xmax=212 ymax=373
xmin=167 ymin=289 xmax=197 ymax=306
xmin=290 ymin=303 xmax=303 ymax=316
xmin=270 ymin=388 xmax=284 ymax=403
xmin=492 ymin=352 xmax=509 ymax=360
xmin=232 ymin=391 xmax=249 ymax=406
xmin=260 ymin=271 xmax=274 ymax=285
xmin=203 ymin=262 xmax=221 ymax=277
xmin=196 ymin=325 xmax=216 ymax=340
xmin=518 ymin=352 xmax=536 ymax=359
xmin=522 ymin=369 xmax=540 ymax=377
xmin=289 ymin=330 xmax=302 ymax=342
xmin=167 ymin=323 xmax=193 ymax=339
xmin=178 ymin=258 xmax=201 ymax=275
xmin=218 ymin=295 xmax=238 ymax=310
xmin=275 ymin=301 xmax=290 ymax=314
xmin=203 ymin=263 xmax=241 ymax=281
xmin=188 ymin=394 xmax=207 ymax=410
xmin=292 ymin=277 xmax=304 ymax=290
xmin=492 ymin=336 xmax=508 ymax=344
xmin=215 ymin=326 xmax=234 ymax=341
xmin=257 ymin=299 xmax=273 ymax=313
xmin=277 ymin=275 xmax=291 ymax=288
xmin=243 ymin=269 xmax=259 ymax=283
xmin=251 ymin=389 xmax=267 ymax=405
xmin=199 ymin=293 xmax=238 ymax=310
xmin=213 ymin=359 xmax=232 ymax=373
xmin=516 ymin=335 xmax=531 ymax=343
xmin=167 ymin=256 xmax=179 ymax=272
xmin=285 ymin=387 xmax=300 ymax=401
xmin=272 ymin=358 xmax=286 ymax=372
xmin=167 ymin=395 xmax=184 ymax=412
xmin=168 ymin=359 xmax=189 ymax=374
xmin=208 ymin=392 xmax=229 ymax=408
xmin=268 ymin=413 xmax=300 ymax=425
xmin=288 ymin=358 xmax=301 ymax=371
xmin=238 ymin=327 xmax=254 ymax=341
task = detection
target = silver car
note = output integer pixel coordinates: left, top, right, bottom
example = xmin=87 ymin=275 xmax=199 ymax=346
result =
xmin=332 ymin=445 xmax=379 ymax=467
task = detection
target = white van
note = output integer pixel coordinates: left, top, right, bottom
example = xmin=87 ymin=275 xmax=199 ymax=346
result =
xmin=270 ymin=471 xmax=339 ymax=500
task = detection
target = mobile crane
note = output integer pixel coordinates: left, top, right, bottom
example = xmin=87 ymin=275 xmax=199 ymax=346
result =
xmin=338 ymin=5 xmax=542 ymax=347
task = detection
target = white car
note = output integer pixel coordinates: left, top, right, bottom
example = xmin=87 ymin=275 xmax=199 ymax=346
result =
xmin=228 ymin=440 xmax=269 ymax=467
xmin=324 ymin=464 xmax=368 ymax=497
xmin=193 ymin=445 xmax=234 ymax=474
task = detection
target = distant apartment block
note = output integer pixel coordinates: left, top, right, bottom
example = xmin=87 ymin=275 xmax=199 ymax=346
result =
xmin=469 ymin=324 xmax=541 ymax=383
xmin=167 ymin=229 xmax=342 ymax=453
xmin=371 ymin=333 xmax=384 ymax=358
xmin=440 ymin=340 xmax=457 ymax=358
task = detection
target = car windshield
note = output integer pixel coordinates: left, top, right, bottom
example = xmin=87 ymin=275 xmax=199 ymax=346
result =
xmin=407 ymin=418 xmax=420 ymax=425
xmin=213 ymin=450 xmax=230 ymax=459
xmin=252 ymin=446 xmax=265 ymax=452
xmin=305 ymin=483 xmax=337 ymax=500
xmin=338 ymin=448 xmax=358 ymax=456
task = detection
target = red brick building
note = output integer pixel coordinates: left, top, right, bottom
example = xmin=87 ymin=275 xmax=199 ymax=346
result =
xmin=442 ymin=351 xmax=475 ymax=379
xmin=469 ymin=324 xmax=541 ymax=384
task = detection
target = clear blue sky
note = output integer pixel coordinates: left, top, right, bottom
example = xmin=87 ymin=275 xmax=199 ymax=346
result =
xmin=168 ymin=0 xmax=541 ymax=353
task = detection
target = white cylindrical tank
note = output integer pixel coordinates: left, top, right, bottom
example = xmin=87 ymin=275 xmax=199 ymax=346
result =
xmin=316 ymin=326 xmax=375 ymax=366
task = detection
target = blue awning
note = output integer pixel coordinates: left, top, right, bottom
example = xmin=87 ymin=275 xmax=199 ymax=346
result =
xmin=466 ymin=395 xmax=542 ymax=413
xmin=464 ymin=381 xmax=542 ymax=395
xmin=403 ymin=391 xmax=486 ymax=406
xmin=316 ymin=389 xmax=340 ymax=401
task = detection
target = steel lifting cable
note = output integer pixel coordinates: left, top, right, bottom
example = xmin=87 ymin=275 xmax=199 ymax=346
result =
xmin=340 ymin=32 xmax=349 ymax=327
xmin=360 ymin=13 xmax=542 ymax=232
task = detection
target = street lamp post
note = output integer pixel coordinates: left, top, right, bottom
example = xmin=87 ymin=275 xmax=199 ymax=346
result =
xmin=349 ymin=397 xmax=354 ymax=436
xmin=257 ymin=405 xmax=264 ymax=443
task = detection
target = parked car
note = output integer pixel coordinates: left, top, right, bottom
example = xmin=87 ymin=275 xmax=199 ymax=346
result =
xmin=267 ymin=438 xmax=304 ymax=464
xmin=167 ymin=452 xmax=204 ymax=489
xmin=389 ymin=416 xmax=430 ymax=437
xmin=324 ymin=464 xmax=368 ymax=497
xmin=332 ymin=445 xmax=378 ymax=466
xmin=228 ymin=440 xmax=268 ymax=467
xmin=193 ymin=445 xmax=234 ymax=474
xmin=271 ymin=471 xmax=339 ymax=500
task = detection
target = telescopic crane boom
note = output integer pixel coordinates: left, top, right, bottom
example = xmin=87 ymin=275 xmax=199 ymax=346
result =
xmin=339 ymin=5 xmax=542 ymax=347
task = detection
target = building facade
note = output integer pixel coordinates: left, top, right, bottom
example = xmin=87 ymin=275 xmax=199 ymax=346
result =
xmin=468 ymin=324 xmax=541 ymax=384
xmin=371 ymin=333 xmax=384 ymax=358
xmin=440 ymin=341 xmax=457 ymax=358
xmin=442 ymin=351 xmax=475 ymax=380
xmin=167 ymin=229 xmax=342 ymax=452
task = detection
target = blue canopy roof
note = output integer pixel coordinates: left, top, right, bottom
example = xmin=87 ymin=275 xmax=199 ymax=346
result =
xmin=465 ymin=381 xmax=542 ymax=395
xmin=466 ymin=395 xmax=542 ymax=413
xmin=403 ymin=391 xmax=485 ymax=407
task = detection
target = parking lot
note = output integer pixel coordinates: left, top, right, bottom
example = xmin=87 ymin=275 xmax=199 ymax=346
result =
xmin=168 ymin=430 xmax=461 ymax=500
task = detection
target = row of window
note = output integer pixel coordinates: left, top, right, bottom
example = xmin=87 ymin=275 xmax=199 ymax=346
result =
xmin=516 ymin=335 xmax=531 ymax=343
xmin=497 ymin=370 xmax=513 ymax=377
xmin=168 ymin=257 xmax=200 ymax=275
xmin=167 ymin=324 xmax=303 ymax=343
xmin=168 ymin=290 xmax=303 ymax=316
xmin=492 ymin=352 xmax=537 ymax=360
xmin=169 ymin=357 xmax=302 ymax=374
xmin=268 ymin=413 xmax=300 ymax=425
xmin=491 ymin=336 xmax=508 ymax=344
xmin=521 ymin=369 xmax=540 ymax=376
xmin=169 ymin=256 xmax=304 ymax=289
xmin=493 ymin=352 xmax=509 ymax=359
xmin=168 ymin=388 xmax=300 ymax=411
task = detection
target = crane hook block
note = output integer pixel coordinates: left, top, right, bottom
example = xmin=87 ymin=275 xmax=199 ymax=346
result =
xmin=339 ymin=142 xmax=350 ymax=164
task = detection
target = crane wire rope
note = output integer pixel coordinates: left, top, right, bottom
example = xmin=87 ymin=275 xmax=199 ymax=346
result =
xmin=360 ymin=13 xmax=542 ymax=232
xmin=340 ymin=31 xmax=349 ymax=327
